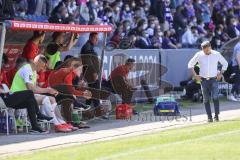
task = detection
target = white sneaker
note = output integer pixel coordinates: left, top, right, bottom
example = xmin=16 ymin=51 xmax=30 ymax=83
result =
xmin=228 ymin=94 xmax=238 ymax=102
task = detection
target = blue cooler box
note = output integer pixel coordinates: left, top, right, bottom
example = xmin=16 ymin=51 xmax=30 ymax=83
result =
xmin=153 ymin=101 xmax=180 ymax=116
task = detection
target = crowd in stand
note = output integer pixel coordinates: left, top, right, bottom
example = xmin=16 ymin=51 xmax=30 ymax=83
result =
xmin=1 ymin=0 xmax=240 ymax=49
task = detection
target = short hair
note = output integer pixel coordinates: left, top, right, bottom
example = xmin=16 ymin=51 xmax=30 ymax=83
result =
xmin=89 ymin=32 xmax=98 ymax=39
xmin=34 ymin=55 xmax=48 ymax=64
xmin=125 ymin=58 xmax=135 ymax=64
xmin=201 ymin=41 xmax=211 ymax=48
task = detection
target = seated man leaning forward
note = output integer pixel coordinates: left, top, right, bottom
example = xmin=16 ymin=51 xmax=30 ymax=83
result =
xmin=109 ymin=58 xmax=137 ymax=107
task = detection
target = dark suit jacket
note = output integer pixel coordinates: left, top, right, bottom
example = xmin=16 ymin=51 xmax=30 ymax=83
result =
xmin=135 ymin=38 xmax=155 ymax=49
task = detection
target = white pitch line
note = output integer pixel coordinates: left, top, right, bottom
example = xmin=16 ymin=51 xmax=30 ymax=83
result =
xmin=97 ymin=129 xmax=240 ymax=160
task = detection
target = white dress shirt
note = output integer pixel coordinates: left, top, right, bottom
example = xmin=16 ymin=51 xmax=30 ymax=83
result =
xmin=188 ymin=50 xmax=228 ymax=78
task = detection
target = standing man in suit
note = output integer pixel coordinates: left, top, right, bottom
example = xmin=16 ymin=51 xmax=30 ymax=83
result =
xmin=188 ymin=41 xmax=228 ymax=122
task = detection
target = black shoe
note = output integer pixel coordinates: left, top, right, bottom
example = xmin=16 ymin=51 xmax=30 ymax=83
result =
xmin=208 ymin=118 xmax=213 ymax=123
xmin=37 ymin=113 xmax=53 ymax=121
xmin=30 ymin=126 xmax=49 ymax=134
xmin=74 ymin=101 xmax=92 ymax=111
xmin=133 ymin=109 xmax=139 ymax=115
xmin=214 ymin=115 xmax=219 ymax=122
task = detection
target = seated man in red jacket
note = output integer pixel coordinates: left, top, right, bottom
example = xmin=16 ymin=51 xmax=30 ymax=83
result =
xmin=109 ymin=58 xmax=136 ymax=104
xmin=48 ymin=58 xmax=92 ymax=124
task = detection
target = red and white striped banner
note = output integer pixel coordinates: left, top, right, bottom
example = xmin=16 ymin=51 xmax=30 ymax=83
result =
xmin=5 ymin=20 xmax=112 ymax=33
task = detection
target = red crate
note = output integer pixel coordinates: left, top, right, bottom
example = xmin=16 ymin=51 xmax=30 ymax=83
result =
xmin=116 ymin=104 xmax=133 ymax=119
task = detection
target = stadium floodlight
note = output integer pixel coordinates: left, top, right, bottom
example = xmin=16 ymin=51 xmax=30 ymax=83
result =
xmin=0 ymin=20 xmax=112 ymax=86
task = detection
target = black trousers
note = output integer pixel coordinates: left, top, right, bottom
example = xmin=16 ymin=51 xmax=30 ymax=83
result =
xmin=86 ymin=81 xmax=100 ymax=108
xmin=1 ymin=90 xmax=39 ymax=128
xmin=110 ymin=76 xmax=134 ymax=104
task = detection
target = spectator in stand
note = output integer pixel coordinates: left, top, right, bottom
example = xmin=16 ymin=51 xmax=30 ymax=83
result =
xmin=22 ymin=31 xmax=45 ymax=62
xmin=197 ymin=19 xmax=207 ymax=36
xmin=164 ymin=0 xmax=174 ymax=30
xmin=182 ymin=26 xmax=199 ymax=48
xmin=77 ymin=0 xmax=90 ymax=24
xmin=14 ymin=0 xmax=28 ymax=18
xmin=87 ymin=0 xmax=98 ymax=24
xmin=121 ymin=3 xmax=133 ymax=22
xmin=135 ymin=30 xmax=155 ymax=49
xmin=122 ymin=20 xmax=131 ymax=36
xmin=3 ymin=0 xmax=240 ymax=51
xmin=26 ymin=0 xmax=37 ymax=15
xmin=200 ymin=0 xmax=211 ymax=24
xmin=211 ymin=25 xmax=230 ymax=50
xmin=151 ymin=27 xmax=163 ymax=49
xmin=173 ymin=5 xmax=187 ymax=43
xmin=233 ymin=0 xmax=240 ymax=16
xmin=49 ymin=0 xmax=73 ymax=24
xmin=153 ymin=0 xmax=166 ymax=30
xmin=162 ymin=30 xmax=178 ymax=49
xmin=110 ymin=23 xmax=124 ymax=46
xmin=134 ymin=7 xmax=145 ymax=20
xmin=101 ymin=7 xmax=115 ymax=26
xmin=227 ymin=18 xmax=240 ymax=38
xmin=226 ymin=8 xmax=236 ymax=26
xmin=193 ymin=0 xmax=203 ymax=21
xmin=128 ymin=32 xmax=138 ymax=48
xmin=146 ymin=19 xmax=156 ymax=38
xmin=183 ymin=0 xmax=195 ymax=19
xmin=129 ymin=19 xmax=148 ymax=37
xmin=111 ymin=2 xmax=121 ymax=23
xmin=45 ymin=32 xmax=79 ymax=69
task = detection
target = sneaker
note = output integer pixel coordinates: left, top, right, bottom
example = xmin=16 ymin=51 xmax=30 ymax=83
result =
xmin=30 ymin=126 xmax=49 ymax=134
xmin=55 ymin=124 xmax=72 ymax=133
xmin=37 ymin=113 xmax=53 ymax=121
xmin=64 ymin=123 xmax=78 ymax=131
xmin=227 ymin=94 xmax=238 ymax=102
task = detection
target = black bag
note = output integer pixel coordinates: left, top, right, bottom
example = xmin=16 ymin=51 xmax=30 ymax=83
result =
xmin=223 ymin=62 xmax=236 ymax=84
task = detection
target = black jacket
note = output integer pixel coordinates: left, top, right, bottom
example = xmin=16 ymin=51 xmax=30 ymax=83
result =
xmin=80 ymin=40 xmax=100 ymax=83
